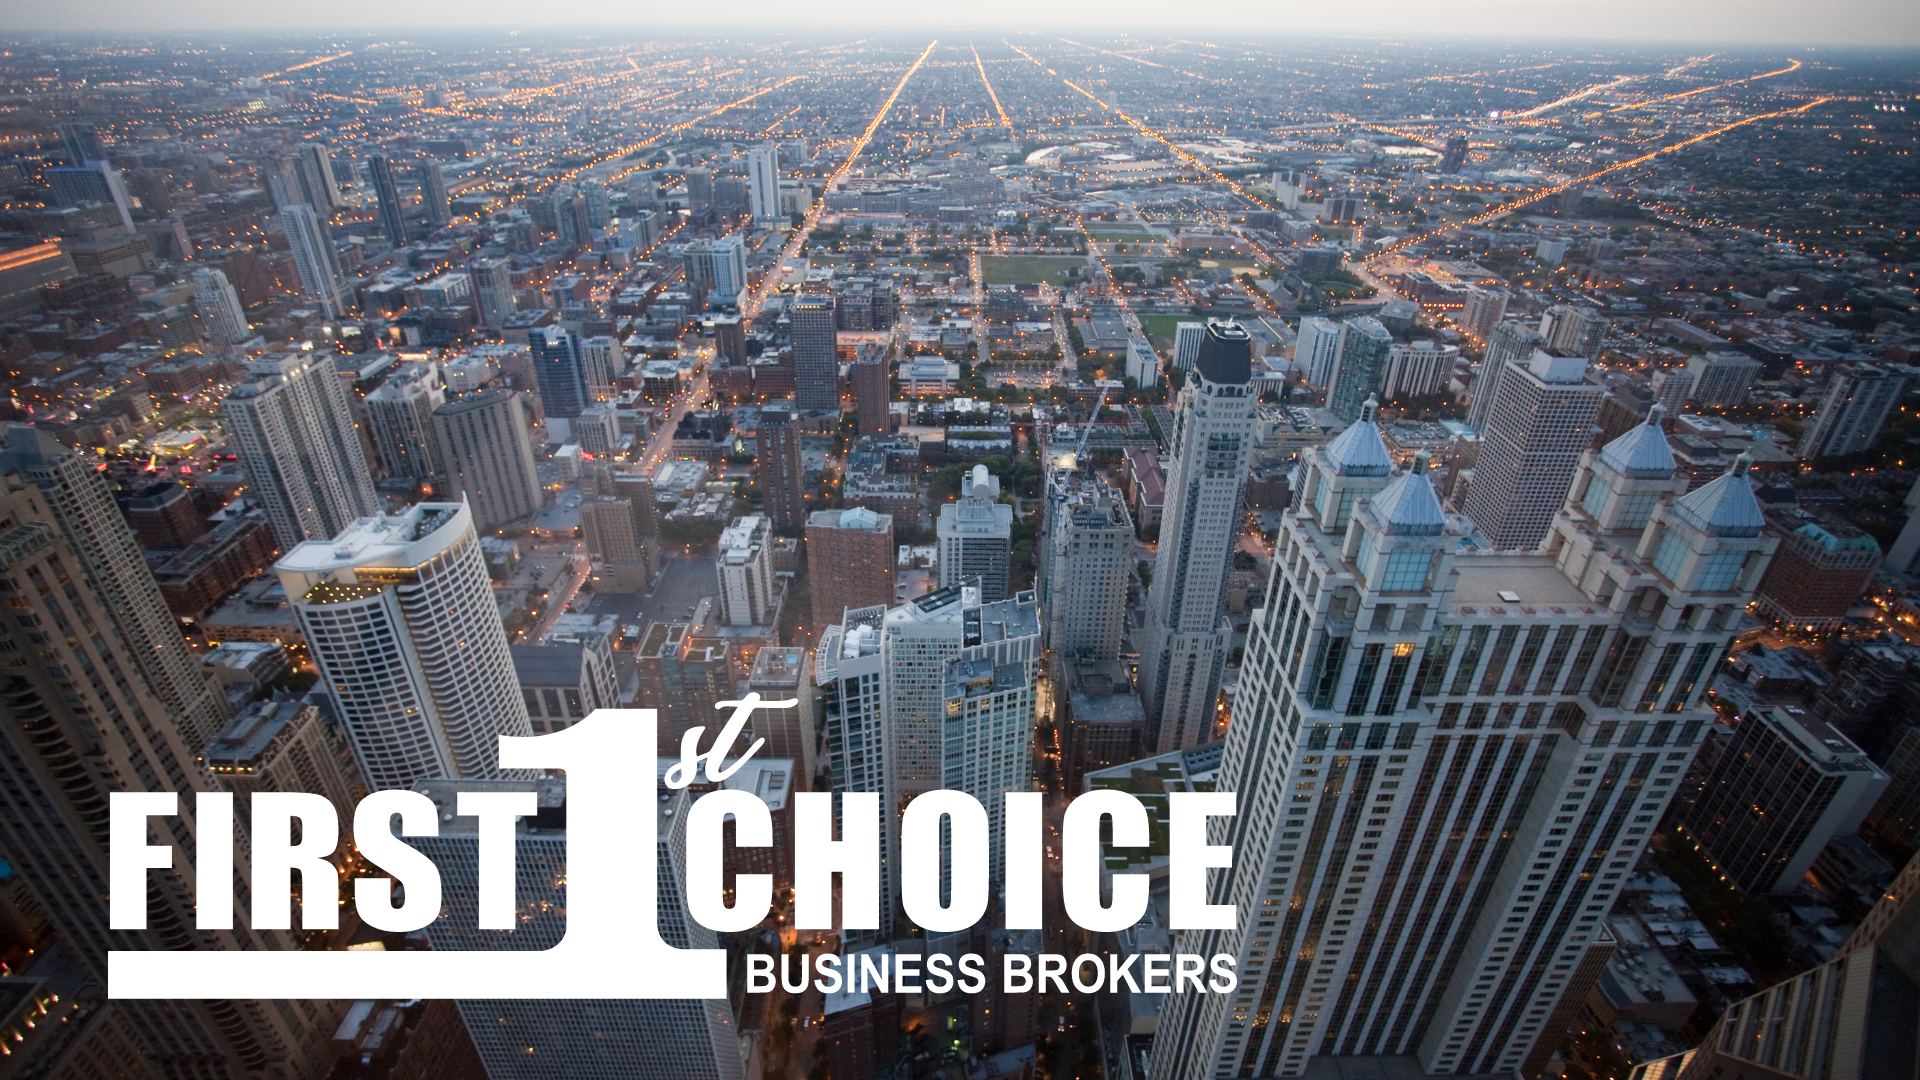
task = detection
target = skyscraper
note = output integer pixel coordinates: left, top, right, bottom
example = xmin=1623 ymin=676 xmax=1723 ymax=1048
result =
xmin=1460 ymin=286 xmax=1508 ymax=342
xmin=747 ymin=143 xmax=780 ymax=222
xmin=813 ymin=607 xmax=891 ymax=944
xmin=579 ymin=493 xmax=658 ymax=591
xmin=1153 ymin=411 xmax=1777 ymax=1079
xmin=222 ymin=352 xmax=380 ymax=549
xmin=531 ymin=326 xmax=592 ymax=418
xmin=1040 ymin=468 xmax=1134 ymax=664
xmin=410 ymin=777 xmax=747 ymax=1080
xmin=1466 ymin=319 xmax=1548 ymax=434
xmin=56 ymin=121 xmax=106 ymax=165
xmin=807 ymin=507 xmax=895 ymax=635
xmin=881 ymin=583 xmax=1040 ymax=912
xmin=684 ymin=167 xmax=715 ymax=213
xmin=851 ymin=343 xmax=890 ymax=437
xmin=277 ymin=502 xmax=536 ymax=790
xmin=1799 ymin=363 xmax=1918 ymax=460
xmin=0 ymin=424 xmax=230 ymax=744
xmin=45 ymin=161 xmax=135 ymax=233
xmin=1139 ymin=322 xmax=1255 ymax=752
xmin=431 ymin=389 xmax=544 ymax=531
xmin=1462 ymin=349 xmax=1603 ymax=549
xmin=469 ymin=255 xmax=516 ymax=330
xmin=191 ymin=266 xmax=250 ymax=347
xmin=1439 ymin=133 xmax=1470 ymax=173
xmin=1294 ymin=316 xmax=1341 ymax=391
xmin=1174 ymin=321 xmax=1208 ymax=372
xmin=368 ymin=153 xmax=410 ymax=244
xmin=937 ymin=464 xmax=1014 ymax=601
xmin=712 ymin=235 xmax=749 ymax=301
xmin=757 ymin=408 xmax=808 ymax=530
xmin=295 ymin=142 xmax=343 ymax=210
xmin=1539 ymin=303 xmax=1607 ymax=360
xmin=279 ymin=202 xmax=350 ymax=318
xmin=1325 ymin=316 xmax=1393 ymax=422
xmin=418 ymin=157 xmax=452 ymax=228
xmin=0 ymin=472 xmax=337 ymax=1080
xmin=716 ymin=513 xmax=776 ymax=626
xmin=682 ymin=240 xmax=717 ymax=299
xmin=791 ymin=294 xmax=839 ymax=411
xmin=365 ymin=361 xmax=448 ymax=482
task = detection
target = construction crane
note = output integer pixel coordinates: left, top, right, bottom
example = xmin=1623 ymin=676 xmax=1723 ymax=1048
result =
xmin=1072 ymin=379 xmax=1127 ymax=465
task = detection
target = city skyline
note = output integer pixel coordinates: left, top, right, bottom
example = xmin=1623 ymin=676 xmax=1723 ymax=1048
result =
xmin=0 ymin=19 xmax=1913 ymax=1080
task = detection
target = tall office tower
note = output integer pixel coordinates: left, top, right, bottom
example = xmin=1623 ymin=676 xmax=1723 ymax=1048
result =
xmin=0 ymin=475 xmax=337 ymax=1080
xmin=412 ymin=778 xmax=746 ymax=1080
xmin=550 ymin=185 xmax=586 ymax=246
xmin=685 ymin=167 xmax=715 ymax=213
xmin=278 ymin=502 xmax=536 ymax=790
xmin=1799 ymin=363 xmax=1917 ymax=460
xmin=0 ymin=425 xmax=229 ymax=743
xmin=716 ymin=514 xmax=777 ymax=626
xmin=1139 ymin=323 xmax=1255 ymax=752
xmin=1271 ymin=169 xmax=1302 ymax=210
xmin=266 ymin=154 xmax=310 ymax=212
xmin=579 ymin=179 xmax=610 ymax=229
xmin=681 ymin=240 xmax=717 ymax=299
xmin=747 ymin=143 xmax=781 ymax=221
xmin=937 ymin=464 xmax=1014 ymax=601
xmin=45 ymin=161 xmax=135 ymax=233
xmin=56 ymin=121 xmax=106 ymax=165
xmin=851 ymin=344 xmax=890 ymax=436
xmin=365 ymin=361 xmax=447 ymax=482
xmin=713 ymin=313 xmax=748 ymax=363
xmin=1325 ymin=316 xmax=1394 ymax=422
xmin=469 ymin=255 xmax=516 ymax=330
xmin=222 ymin=352 xmax=380 ymax=549
xmin=1294 ymin=316 xmax=1341 ymax=390
xmin=807 ymin=507 xmax=895 ymax=634
xmin=530 ymin=326 xmax=591 ymax=418
xmin=1154 ymin=411 xmax=1778 ymax=1080
xmin=747 ymin=646 xmax=817 ymax=782
xmin=579 ymin=337 xmax=622 ymax=402
xmin=1684 ymin=351 xmax=1762 ymax=407
xmin=882 ymin=583 xmax=1040 ymax=905
xmin=791 ymin=294 xmax=840 ymax=411
xmin=712 ymin=236 xmax=749 ymax=301
xmin=279 ymin=202 xmax=350 ymax=318
xmin=1460 ymin=286 xmax=1508 ymax=342
xmin=1174 ymin=321 xmax=1208 ymax=371
xmin=1635 ymin=854 xmax=1920 ymax=1080
xmin=368 ymin=154 xmax=410 ymax=244
xmin=1040 ymin=468 xmax=1134 ymax=663
xmin=1682 ymin=703 xmax=1888 ymax=895
xmin=813 ymin=607 xmax=892 ymax=943
xmin=1539 ymin=303 xmax=1607 ymax=361
xmin=431 ymin=389 xmax=543 ymax=531
xmin=1464 ymin=350 xmax=1604 ymax=550
xmin=417 ymin=158 xmax=451 ymax=228
xmin=191 ymin=266 xmax=250 ymax=347
xmin=579 ymin=495 xmax=658 ymax=590
xmin=1439 ymin=133 xmax=1470 ymax=173
xmin=1466 ymin=319 xmax=1549 ymax=434
xmin=757 ymin=408 xmax=808 ymax=530
xmin=295 ymin=142 xmax=342 ymax=210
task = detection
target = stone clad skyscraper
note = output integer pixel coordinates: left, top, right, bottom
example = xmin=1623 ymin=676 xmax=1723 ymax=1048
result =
xmin=221 ymin=351 xmax=380 ymax=550
xmin=1154 ymin=410 xmax=1777 ymax=1079
xmin=0 ymin=450 xmax=335 ymax=1079
xmin=1139 ymin=322 xmax=1255 ymax=751
xmin=1463 ymin=349 xmax=1604 ymax=550
xmin=431 ymin=389 xmax=543 ymax=531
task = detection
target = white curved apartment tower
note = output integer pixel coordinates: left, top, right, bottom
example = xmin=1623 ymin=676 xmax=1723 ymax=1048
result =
xmin=276 ymin=501 xmax=534 ymax=790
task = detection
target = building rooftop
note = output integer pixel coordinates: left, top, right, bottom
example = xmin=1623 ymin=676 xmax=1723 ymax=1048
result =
xmin=509 ymin=643 xmax=588 ymax=688
xmin=276 ymin=502 xmax=467 ymax=579
xmin=1672 ymin=458 xmax=1765 ymax=537
xmin=414 ymin=777 xmax=570 ymax=836
xmin=199 ymin=699 xmax=311 ymax=770
xmin=1323 ymin=399 xmax=1392 ymax=476
xmin=1600 ymin=404 xmax=1678 ymax=478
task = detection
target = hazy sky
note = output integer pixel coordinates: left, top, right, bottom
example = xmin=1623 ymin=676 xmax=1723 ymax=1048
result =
xmin=4 ymin=0 xmax=1919 ymax=46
